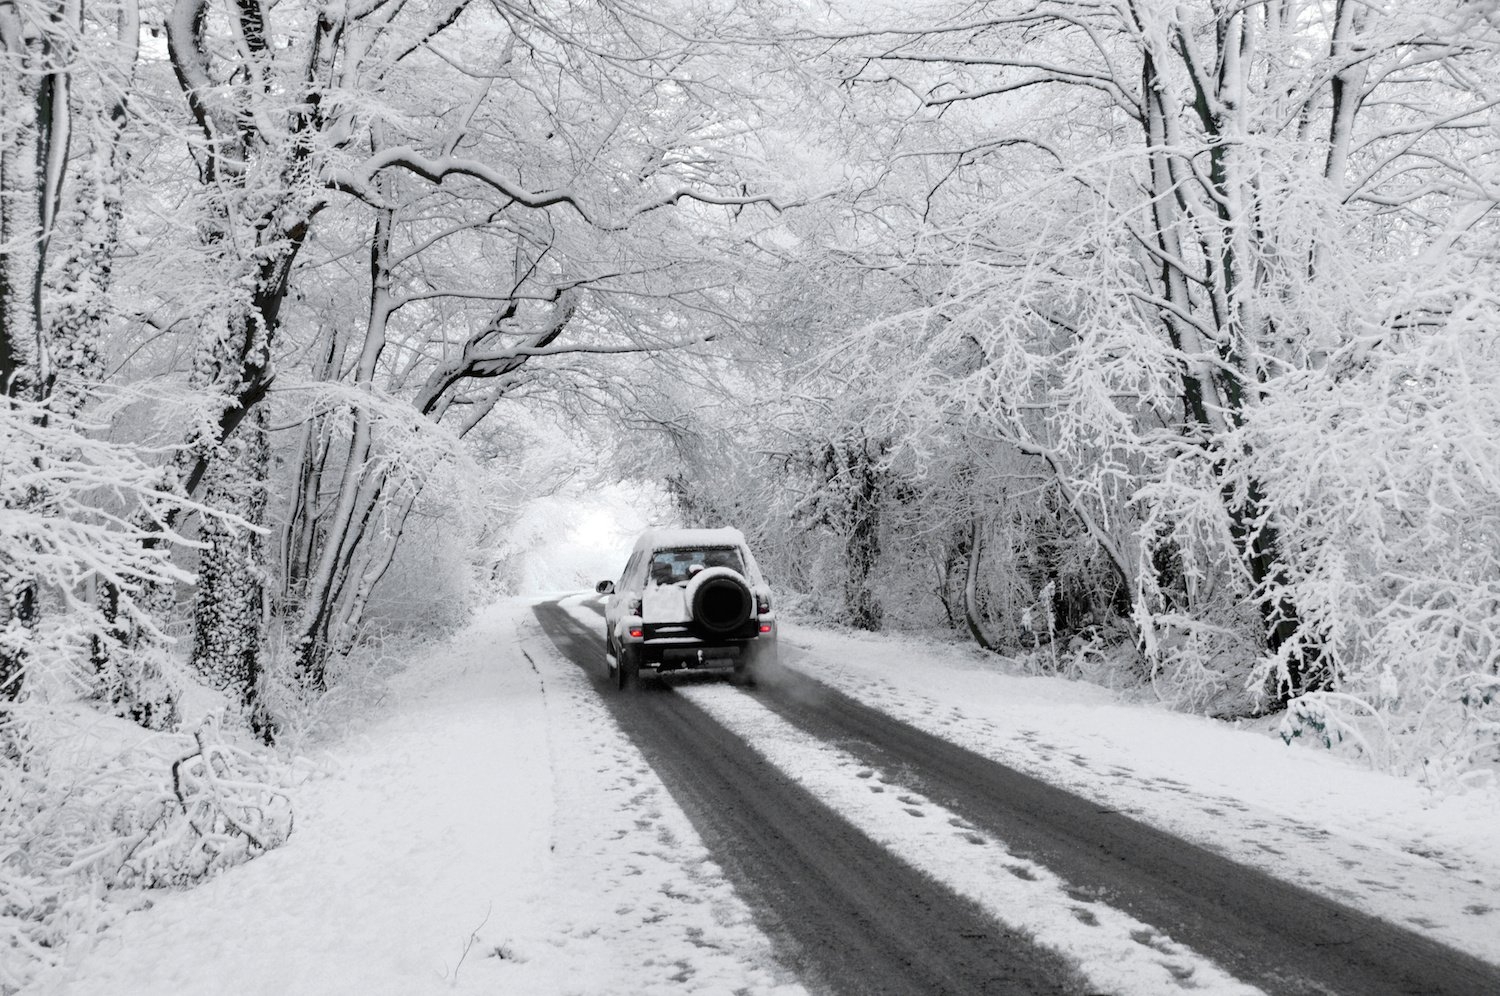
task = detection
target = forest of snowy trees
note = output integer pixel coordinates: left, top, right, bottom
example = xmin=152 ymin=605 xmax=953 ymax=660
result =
xmin=671 ymin=0 xmax=1500 ymax=776
xmin=3 ymin=0 xmax=1500 ymax=982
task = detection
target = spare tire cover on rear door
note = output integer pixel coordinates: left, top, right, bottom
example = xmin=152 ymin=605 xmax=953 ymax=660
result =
xmin=684 ymin=567 xmax=753 ymax=635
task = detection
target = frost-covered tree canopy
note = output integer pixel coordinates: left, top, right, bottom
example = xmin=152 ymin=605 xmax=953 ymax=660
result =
xmin=3 ymin=0 xmax=1500 ymax=984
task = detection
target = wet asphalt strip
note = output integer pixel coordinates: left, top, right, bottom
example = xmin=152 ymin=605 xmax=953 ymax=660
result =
xmin=544 ymin=599 xmax=1500 ymax=995
xmin=532 ymin=600 xmax=1091 ymax=996
xmin=744 ymin=663 xmax=1500 ymax=996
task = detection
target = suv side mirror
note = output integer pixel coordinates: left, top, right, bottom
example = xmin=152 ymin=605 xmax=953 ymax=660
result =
xmin=595 ymin=580 xmax=616 ymax=595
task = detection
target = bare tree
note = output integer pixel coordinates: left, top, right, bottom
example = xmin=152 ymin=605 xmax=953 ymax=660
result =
xmin=1 ymin=0 xmax=148 ymax=705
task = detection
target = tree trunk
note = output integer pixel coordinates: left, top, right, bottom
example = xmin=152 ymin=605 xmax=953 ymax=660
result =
xmin=288 ymin=206 xmax=396 ymax=688
xmin=0 ymin=5 xmax=65 ymax=701
xmin=1139 ymin=19 xmax=1320 ymax=700
xmin=841 ymin=443 xmax=883 ymax=631
xmin=281 ymin=320 xmax=349 ymax=605
xmin=962 ymin=518 xmax=1000 ymax=652
xmin=0 ymin=93 xmax=42 ymax=695
xmin=151 ymin=0 xmax=320 ymax=725
xmin=189 ymin=404 xmax=271 ymax=729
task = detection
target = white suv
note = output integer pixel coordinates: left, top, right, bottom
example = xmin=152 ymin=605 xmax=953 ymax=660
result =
xmin=595 ymin=527 xmax=778 ymax=689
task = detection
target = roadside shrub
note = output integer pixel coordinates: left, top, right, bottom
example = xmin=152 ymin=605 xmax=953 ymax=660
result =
xmin=0 ymin=711 xmax=293 ymax=992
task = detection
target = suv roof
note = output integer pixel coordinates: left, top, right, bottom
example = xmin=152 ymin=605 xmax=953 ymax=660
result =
xmin=630 ymin=527 xmax=749 ymax=554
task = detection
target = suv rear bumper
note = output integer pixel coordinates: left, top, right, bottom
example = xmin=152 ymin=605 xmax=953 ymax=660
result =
xmin=615 ymin=615 xmax=776 ymax=674
xmin=648 ymin=642 xmax=745 ymax=670
xmin=630 ymin=634 xmax=775 ymax=672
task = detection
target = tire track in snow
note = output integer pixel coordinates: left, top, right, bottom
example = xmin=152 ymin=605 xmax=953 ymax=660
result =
xmin=561 ymin=595 xmax=1500 ymax=996
xmin=534 ymin=599 xmax=1092 ymax=996
xmin=674 ymin=682 xmax=1263 ymax=996
xmin=776 ymin=627 xmax=1500 ymax=967
xmin=741 ymin=662 xmax=1500 ymax=996
xmin=520 ymin=606 xmax=806 ymax=996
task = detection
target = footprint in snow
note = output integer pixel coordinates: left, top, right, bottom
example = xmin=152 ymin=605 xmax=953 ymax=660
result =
xmin=1163 ymin=962 xmax=1197 ymax=984
xmin=1130 ymin=928 xmax=1171 ymax=953
xmin=486 ymin=943 xmax=523 ymax=962
xmin=1291 ymin=823 xmax=1331 ymax=839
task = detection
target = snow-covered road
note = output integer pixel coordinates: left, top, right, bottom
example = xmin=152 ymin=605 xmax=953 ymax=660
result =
xmin=541 ymin=596 xmax=1500 ymax=996
xmin=35 ymin=599 xmax=802 ymax=996
xmin=33 ymin=596 xmax=1500 ymax=995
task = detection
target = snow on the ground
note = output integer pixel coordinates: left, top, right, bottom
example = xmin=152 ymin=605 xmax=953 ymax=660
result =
xmin=33 ymin=594 xmax=1500 ymax=995
xmin=674 ymin=681 xmax=1262 ymax=996
xmin=520 ymin=604 xmax=804 ymax=996
xmin=768 ymin=620 xmax=1500 ymax=964
xmin=34 ymin=599 xmax=803 ymax=996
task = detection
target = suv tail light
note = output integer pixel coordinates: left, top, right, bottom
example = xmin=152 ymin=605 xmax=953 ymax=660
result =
xmin=628 ymin=596 xmax=642 ymax=617
xmin=756 ymin=592 xmax=770 ymax=614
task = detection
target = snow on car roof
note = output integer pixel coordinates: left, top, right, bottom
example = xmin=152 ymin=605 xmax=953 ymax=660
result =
xmin=632 ymin=527 xmax=748 ymax=552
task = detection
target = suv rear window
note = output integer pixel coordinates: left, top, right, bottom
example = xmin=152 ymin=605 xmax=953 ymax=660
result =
xmin=647 ymin=547 xmax=745 ymax=586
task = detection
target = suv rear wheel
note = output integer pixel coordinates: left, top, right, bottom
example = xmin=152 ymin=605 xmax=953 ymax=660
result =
xmin=615 ymin=644 xmax=639 ymax=690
